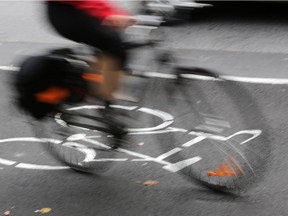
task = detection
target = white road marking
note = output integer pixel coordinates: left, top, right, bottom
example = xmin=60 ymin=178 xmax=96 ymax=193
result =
xmin=82 ymin=138 xmax=111 ymax=150
xmin=143 ymin=72 xmax=176 ymax=79
xmin=0 ymin=137 xmax=67 ymax=169
xmin=67 ymin=134 xmax=89 ymax=141
xmin=156 ymin=147 xmax=182 ymax=161
xmin=137 ymin=107 xmax=174 ymax=121
xmin=110 ymin=105 xmax=138 ymax=111
xmin=15 ymin=163 xmax=68 ymax=170
xmin=188 ymin=129 xmax=262 ymax=144
xmin=162 ymin=156 xmax=202 ymax=173
xmin=0 ymin=128 xmax=261 ymax=171
xmin=56 ymin=105 xmax=175 ymax=133
xmin=3 ymin=65 xmax=288 ymax=84
xmin=119 ymin=149 xmax=170 ymax=165
xmin=127 ymin=127 xmax=186 ymax=135
xmin=0 ymin=66 xmax=18 ymax=71
xmin=231 ymin=130 xmax=262 ymax=145
xmin=0 ymin=158 xmax=16 ymax=166
xmin=222 ymin=75 xmax=288 ymax=85
xmin=128 ymin=107 xmax=174 ymax=132
xmin=182 ymin=136 xmax=206 ymax=147
xmin=91 ymin=159 xmax=128 ymax=162
xmin=62 ymin=142 xmax=96 ymax=163
xmin=84 ymin=137 xmax=180 ymax=168
xmin=0 ymin=137 xmax=43 ymax=143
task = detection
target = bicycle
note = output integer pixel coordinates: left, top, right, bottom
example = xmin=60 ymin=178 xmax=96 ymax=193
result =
xmin=15 ymin=15 xmax=271 ymax=194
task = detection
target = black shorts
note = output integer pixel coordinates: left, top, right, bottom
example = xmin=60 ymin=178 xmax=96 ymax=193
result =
xmin=46 ymin=1 xmax=127 ymax=68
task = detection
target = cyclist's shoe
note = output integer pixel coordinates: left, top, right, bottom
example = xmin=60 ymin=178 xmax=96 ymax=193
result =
xmin=100 ymin=102 xmax=129 ymax=127
xmin=99 ymin=103 xmax=129 ymax=149
xmin=110 ymin=131 xmax=129 ymax=149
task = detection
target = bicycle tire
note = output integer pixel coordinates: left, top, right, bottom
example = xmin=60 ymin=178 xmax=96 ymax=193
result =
xmin=151 ymin=67 xmax=271 ymax=193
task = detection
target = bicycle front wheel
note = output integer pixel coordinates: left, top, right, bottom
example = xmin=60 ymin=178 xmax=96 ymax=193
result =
xmin=154 ymin=67 xmax=271 ymax=193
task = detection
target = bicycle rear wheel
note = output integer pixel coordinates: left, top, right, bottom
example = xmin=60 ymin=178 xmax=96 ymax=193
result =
xmin=32 ymin=104 xmax=128 ymax=173
xmin=153 ymin=67 xmax=271 ymax=193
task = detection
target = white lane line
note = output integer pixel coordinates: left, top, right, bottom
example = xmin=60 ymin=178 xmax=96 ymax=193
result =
xmin=0 ymin=66 xmax=18 ymax=71
xmin=222 ymin=75 xmax=288 ymax=85
xmin=180 ymin=73 xmax=288 ymax=84
xmin=0 ymin=158 xmax=17 ymax=166
xmin=0 ymin=137 xmax=43 ymax=143
xmin=15 ymin=163 xmax=68 ymax=170
xmin=3 ymin=65 xmax=288 ymax=85
xmin=143 ymin=72 xmax=176 ymax=79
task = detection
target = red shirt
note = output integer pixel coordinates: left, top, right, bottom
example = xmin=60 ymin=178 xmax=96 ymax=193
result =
xmin=52 ymin=0 xmax=129 ymax=20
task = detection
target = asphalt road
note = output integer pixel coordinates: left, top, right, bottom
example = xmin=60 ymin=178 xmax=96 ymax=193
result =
xmin=0 ymin=1 xmax=288 ymax=216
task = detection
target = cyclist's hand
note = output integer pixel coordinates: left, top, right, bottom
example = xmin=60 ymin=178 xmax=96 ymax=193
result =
xmin=102 ymin=15 xmax=136 ymax=29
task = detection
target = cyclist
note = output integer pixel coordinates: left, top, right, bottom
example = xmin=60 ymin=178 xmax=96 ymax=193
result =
xmin=45 ymin=0 xmax=136 ymax=104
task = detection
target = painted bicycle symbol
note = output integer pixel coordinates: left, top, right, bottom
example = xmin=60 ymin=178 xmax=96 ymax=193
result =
xmin=0 ymin=105 xmax=261 ymax=173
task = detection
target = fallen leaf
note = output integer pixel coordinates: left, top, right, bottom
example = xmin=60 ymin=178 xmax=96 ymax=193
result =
xmin=35 ymin=208 xmax=52 ymax=214
xmin=3 ymin=211 xmax=10 ymax=216
xmin=143 ymin=180 xmax=159 ymax=186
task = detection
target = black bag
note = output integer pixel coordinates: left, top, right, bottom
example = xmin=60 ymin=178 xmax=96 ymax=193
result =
xmin=14 ymin=49 xmax=88 ymax=119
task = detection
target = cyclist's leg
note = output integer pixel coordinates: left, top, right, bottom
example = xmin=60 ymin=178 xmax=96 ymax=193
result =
xmin=46 ymin=1 xmax=127 ymax=102
xmin=95 ymin=49 xmax=126 ymax=102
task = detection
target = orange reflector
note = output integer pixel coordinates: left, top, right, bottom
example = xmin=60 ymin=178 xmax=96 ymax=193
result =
xmin=82 ymin=73 xmax=104 ymax=83
xmin=207 ymin=159 xmax=244 ymax=177
xmin=35 ymin=87 xmax=70 ymax=104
